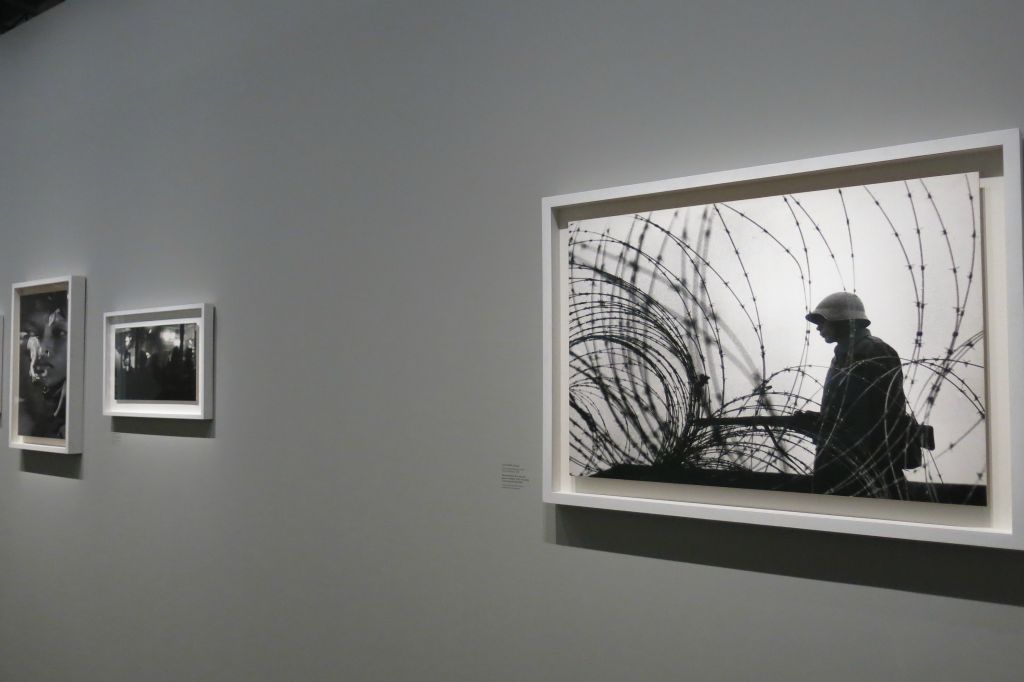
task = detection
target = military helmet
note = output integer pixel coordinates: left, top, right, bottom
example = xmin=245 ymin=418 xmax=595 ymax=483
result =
xmin=805 ymin=291 xmax=870 ymax=325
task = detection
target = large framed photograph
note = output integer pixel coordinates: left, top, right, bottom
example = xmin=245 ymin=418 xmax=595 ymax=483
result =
xmin=10 ymin=276 xmax=86 ymax=454
xmin=103 ymin=304 xmax=214 ymax=419
xmin=543 ymin=130 xmax=1024 ymax=548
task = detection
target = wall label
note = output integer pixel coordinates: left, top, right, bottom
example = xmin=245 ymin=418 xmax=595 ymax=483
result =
xmin=501 ymin=463 xmax=529 ymax=490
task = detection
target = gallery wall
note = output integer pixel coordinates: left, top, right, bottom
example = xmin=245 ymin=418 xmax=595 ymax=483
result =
xmin=1 ymin=1 xmax=1023 ymax=680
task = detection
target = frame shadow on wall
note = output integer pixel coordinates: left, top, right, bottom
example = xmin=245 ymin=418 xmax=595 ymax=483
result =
xmin=547 ymin=505 xmax=1024 ymax=607
xmin=111 ymin=416 xmax=215 ymax=439
xmin=20 ymin=450 xmax=82 ymax=479
xmin=18 ymin=418 xmax=215 ymax=480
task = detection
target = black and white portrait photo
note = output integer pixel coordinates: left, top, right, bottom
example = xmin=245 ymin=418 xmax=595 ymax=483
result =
xmin=18 ymin=289 xmax=70 ymax=439
xmin=567 ymin=172 xmax=985 ymax=505
xmin=114 ymin=323 xmax=198 ymax=402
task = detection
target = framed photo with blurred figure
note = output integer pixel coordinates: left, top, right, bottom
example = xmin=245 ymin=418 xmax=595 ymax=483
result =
xmin=543 ymin=129 xmax=1024 ymax=549
xmin=103 ymin=303 xmax=214 ymax=419
xmin=10 ymin=276 xmax=86 ymax=454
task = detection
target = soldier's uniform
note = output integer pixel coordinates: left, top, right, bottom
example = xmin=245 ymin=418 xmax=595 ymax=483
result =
xmin=813 ymin=328 xmax=908 ymax=498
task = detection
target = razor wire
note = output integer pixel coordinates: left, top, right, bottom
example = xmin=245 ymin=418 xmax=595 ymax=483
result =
xmin=568 ymin=174 xmax=985 ymax=498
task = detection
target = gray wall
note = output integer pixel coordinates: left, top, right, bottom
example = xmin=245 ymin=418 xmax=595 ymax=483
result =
xmin=1 ymin=1 xmax=1023 ymax=680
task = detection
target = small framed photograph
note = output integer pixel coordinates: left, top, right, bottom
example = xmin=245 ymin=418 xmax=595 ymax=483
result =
xmin=102 ymin=303 xmax=214 ymax=419
xmin=10 ymin=276 xmax=86 ymax=454
xmin=543 ymin=129 xmax=1023 ymax=548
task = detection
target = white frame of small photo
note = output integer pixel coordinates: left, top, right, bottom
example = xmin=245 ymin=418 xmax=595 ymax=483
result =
xmin=542 ymin=129 xmax=1024 ymax=549
xmin=102 ymin=303 xmax=214 ymax=420
xmin=9 ymin=275 xmax=86 ymax=454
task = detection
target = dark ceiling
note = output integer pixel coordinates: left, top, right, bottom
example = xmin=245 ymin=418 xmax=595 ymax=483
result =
xmin=1 ymin=0 xmax=63 ymax=35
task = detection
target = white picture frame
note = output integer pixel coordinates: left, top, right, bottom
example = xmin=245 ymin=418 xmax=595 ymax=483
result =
xmin=542 ymin=129 xmax=1024 ymax=549
xmin=103 ymin=303 xmax=214 ymax=420
xmin=10 ymin=276 xmax=86 ymax=454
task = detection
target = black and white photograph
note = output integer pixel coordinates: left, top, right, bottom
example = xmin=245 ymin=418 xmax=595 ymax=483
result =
xmin=103 ymin=303 xmax=214 ymax=419
xmin=567 ymin=172 xmax=985 ymax=506
xmin=114 ymin=323 xmax=198 ymax=402
xmin=17 ymin=288 xmax=70 ymax=439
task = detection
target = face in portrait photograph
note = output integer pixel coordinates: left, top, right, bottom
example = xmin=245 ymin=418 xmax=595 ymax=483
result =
xmin=18 ymin=289 xmax=70 ymax=439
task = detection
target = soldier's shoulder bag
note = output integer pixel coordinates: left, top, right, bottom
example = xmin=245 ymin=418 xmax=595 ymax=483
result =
xmin=889 ymin=413 xmax=930 ymax=470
